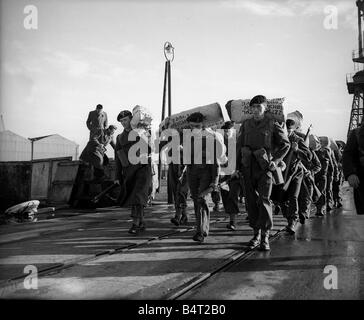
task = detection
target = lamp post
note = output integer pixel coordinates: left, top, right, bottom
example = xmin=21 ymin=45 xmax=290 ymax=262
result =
xmin=159 ymin=42 xmax=174 ymax=203
xmin=161 ymin=41 xmax=174 ymax=120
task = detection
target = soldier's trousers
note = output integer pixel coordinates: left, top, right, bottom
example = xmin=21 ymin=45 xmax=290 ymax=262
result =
xmin=187 ymin=164 xmax=215 ymax=236
xmin=211 ymin=190 xmax=221 ymax=205
xmin=298 ymin=177 xmax=313 ymax=219
xmin=131 ymin=205 xmax=144 ymax=219
xmin=282 ymin=167 xmax=303 ymax=222
xmin=168 ymin=164 xmax=188 ymax=217
xmin=315 ymin=173 xmax=327 ymax=213
xmin=333 ymin=174 xmax=342 ymax=205
xmin=220 ymin=178 xmax=241 ymax=218
xmin=326 ymin=171 xmax=334 ymax=208
xmin=242 ymin=162 xmax=273 ymax=231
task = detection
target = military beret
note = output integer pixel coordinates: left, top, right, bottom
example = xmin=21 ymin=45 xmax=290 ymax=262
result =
xmin=186 ymin=112 xmax=205 ymax=123
xmin=117 ymin=110 xmax=132 ymax=121
xmin=286 ymin=119 xmax=296 ymax=130
xmin=250 ymin=95 xmax=267 ymax=106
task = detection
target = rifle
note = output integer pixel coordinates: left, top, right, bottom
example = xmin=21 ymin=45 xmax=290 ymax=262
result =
xmin=301 ymin=162 xmax=322 ymax=201
xmin=282 ymin=124 xmax=312 ymax=191
xmin=91 ymin=181 xmax=119 ymax=204
xmin=198 ymin=173 xmax=240 ymax=198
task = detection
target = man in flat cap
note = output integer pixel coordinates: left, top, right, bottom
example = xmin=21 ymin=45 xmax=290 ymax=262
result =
xmin=115 ymin=109 xmax=153 ymax=234
xmin=86 ymin=104 xmax=108 ymax=140
xmin=235 ymin=95 xmax=290 ymax=250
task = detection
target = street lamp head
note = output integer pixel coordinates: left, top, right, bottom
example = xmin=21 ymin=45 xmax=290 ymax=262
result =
xmin=164 ymin=41 xmax=174 ymax=61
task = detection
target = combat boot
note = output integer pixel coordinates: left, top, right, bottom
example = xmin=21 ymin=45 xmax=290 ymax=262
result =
xmin=179 ymin=207 xmax=188 ymax=225
xmin=192 ymin=233 xmax=204 ymax=243
xmin=286 ymin=219 xmax=297 ymax=234
xmin=179 ymin=215 xmax=188 ymax=225
xmin=259 ymin=230 xmax=270 ymax=251
xmin=138 ymin=221 xmax=146 ymax=232
xmin=226 ymin=221 xmax=236 ymax=231
xmin=315 ymin=207 xmax=325 ymax=217
xmin=128 ymin=224 xmax=139 ymax=235
xmin=170 ymin=216 xmax=180 ymax=226
xmin=248 ymin=229 xmax=261 ymax=249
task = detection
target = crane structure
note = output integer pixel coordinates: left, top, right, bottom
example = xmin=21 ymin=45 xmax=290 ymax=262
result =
xmin=347 ymin=0 xmax=364 ymax=135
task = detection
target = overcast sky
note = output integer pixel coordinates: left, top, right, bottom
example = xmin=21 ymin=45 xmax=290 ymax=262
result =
xmin=0 ymin=0 xmax=358 ymax=152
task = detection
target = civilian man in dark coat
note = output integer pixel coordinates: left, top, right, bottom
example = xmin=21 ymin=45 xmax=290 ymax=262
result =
xmin=342 ymin=122 xmax=364 ymax=214
xmin=86 ymin=104 xmax=108 ymax=140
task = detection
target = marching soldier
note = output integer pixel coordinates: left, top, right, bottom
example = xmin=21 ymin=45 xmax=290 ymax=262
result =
xmin=296 ymin=132 xmax=322 ymax=224
xmin=115 ymin=109 xmax=153 ymax=234
xmin=168 ymin=136 xmax=189 ymax=226
xmin=281 ymin=119 xmax=311 ymax=233
xmin=326 ymin=146 xmax=339 ymax=213
xmin=219 ymin=121 xmax=241 ymax=230
xmin=185 ymin=112 xmax=226 ymax=243
xmin=333 ymin=141 xmax=345 ymax=208
xmin=314 ymin=143 xmax=331 ymax=216
xmin=236 ymin=95 xmax=290 ymax=251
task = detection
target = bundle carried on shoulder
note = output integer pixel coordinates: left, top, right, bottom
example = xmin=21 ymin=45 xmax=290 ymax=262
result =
xmin=159 ymin=102 xmax=225 ymax=132
xmin=130 ymin=105 xmax=153 ymax=130
xmin=225 ymin=98 xmax=285 ymax=123
xmin=287 ymin=110 xmax=304 ymax=131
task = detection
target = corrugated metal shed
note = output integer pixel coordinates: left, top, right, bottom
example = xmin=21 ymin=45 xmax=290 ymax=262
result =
xmin=0 ymin=130 xmax=31 ymax=161
xmin=30 ymin=134 xmax=79 ymax=160
xmin=0 ymin=131 xmax=79 ymax=161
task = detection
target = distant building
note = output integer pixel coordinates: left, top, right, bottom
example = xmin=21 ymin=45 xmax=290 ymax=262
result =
xmin=0 ymin=130 xmax=79 ymax=161
xmin=0 ymin=130 xmax=31 ymax=161
xmin=29 ymin=134 xmax=79 ymax=160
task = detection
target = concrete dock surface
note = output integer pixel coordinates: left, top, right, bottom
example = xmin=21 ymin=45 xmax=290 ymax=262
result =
xmin=0 ymin=187 xmax=362 ymax=300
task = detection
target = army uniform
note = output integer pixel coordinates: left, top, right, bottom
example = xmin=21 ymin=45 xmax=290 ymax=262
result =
xmin=219 ymin=130 xmax=241 ymax=230
xmin=281 ymin=131 xmax=311 ymax=232
xmin=298 ymin=149 xmax=321 ymax=223
xmin=326 ymin=149 xmax=339 ymax=212
xmin=115 ymin=126 xmax=152 ymax=232
xmin=332 ymin=148 xmax=343 ymax=208
xmin=314 ymin=147 xmax=331 ymax=216
xmin=236 ymin=116 xmax=290 ymax=247
xmin=168 ymin=152 xmax=189 ymax=226
xmin=187 ymin=127 xmax=226 ymax=243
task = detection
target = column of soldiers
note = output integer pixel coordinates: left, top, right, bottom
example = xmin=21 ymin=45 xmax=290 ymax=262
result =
xmin=109 ymin=95 xmax=345 ymax=249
